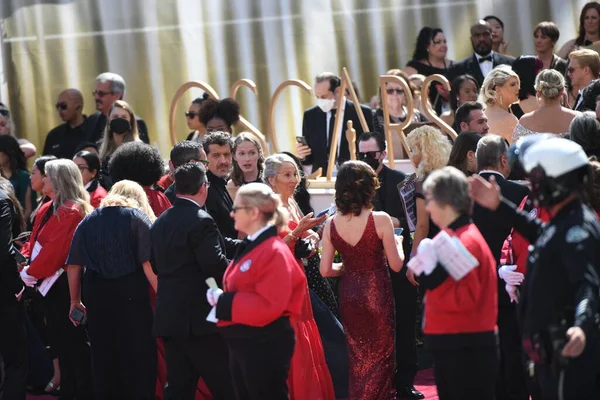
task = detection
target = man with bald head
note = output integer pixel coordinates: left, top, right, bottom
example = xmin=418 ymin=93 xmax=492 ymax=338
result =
xmin=449 ymin=20 xmax=515 ymax=86
xmin=43 ymin=88 xmax=90 ymax=159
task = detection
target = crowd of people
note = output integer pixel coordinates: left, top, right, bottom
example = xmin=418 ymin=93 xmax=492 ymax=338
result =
xmin=1 ymin=3 xmax=600 ymax=400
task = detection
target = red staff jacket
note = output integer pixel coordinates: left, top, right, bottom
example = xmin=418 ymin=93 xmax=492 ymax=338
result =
xmin=216 ymin=226 xmax=305 ymax=330
xmin=21 ymin=201 xmax=85 ymax=279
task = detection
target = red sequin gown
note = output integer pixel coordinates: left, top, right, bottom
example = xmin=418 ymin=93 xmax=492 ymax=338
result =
xmin=330 ymin=213 xmax=395 ymax=400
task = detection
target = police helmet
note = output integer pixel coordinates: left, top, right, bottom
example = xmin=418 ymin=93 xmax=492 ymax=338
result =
xmin=522 ymin=138 xmax=589 ymax=206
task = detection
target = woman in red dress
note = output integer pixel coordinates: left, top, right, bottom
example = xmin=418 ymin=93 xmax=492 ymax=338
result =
xmin=73 ymin=150 xmax=107 ymax=208
xmin=320 ymin=160 xmax=404 ymax=400
xmin=209 ymin=183 xmax=304 ymax=399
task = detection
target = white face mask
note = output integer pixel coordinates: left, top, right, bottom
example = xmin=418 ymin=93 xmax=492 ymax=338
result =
xmin=316 ymin=98 xmax=335 ymax=113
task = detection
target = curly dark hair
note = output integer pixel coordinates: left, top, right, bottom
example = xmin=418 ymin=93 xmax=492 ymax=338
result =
xmin=109 ymin=141 xmax=164 ymax=187
xmin=0 ymin=135 xmax=27 ymax=174
xmin=197 ymin=98 xmax=240 ymax=130
xmin=203 ymin=131 xmax=233 ymax=155
xmin=335 ymin=160 xmax=380 ymax=216
xmin=412 ymin=27 xmax=444 ymax=61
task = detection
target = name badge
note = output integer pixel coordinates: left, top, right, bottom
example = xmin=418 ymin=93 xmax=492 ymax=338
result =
xmin=240 ymin=260 xmax=252 ymax=272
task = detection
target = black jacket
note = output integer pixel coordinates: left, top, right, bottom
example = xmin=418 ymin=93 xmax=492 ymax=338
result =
xmin=205 ymin=171 xmax=237 ymax=241
xmin=473 ymin=172 xmax=530 ymax=306
xmin=496 ymin=198 xmax=600 ymax=340
xmin=0 ymin=191 xmax=23 ymax=303
xmin=301 ymin=99 xmax=374 ymax=175
xmin=150 ymin=198 xmax=229 ymax=337
xmin=448 ymin=52 xmax=515 ymax=87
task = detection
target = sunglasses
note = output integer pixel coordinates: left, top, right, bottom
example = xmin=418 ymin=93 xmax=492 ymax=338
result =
xmin=185 ymin=111 xmax=198 ymax=119
xmin=55 ymin=102 xmax=68 ymax=111
xmin=386 ymin=88 xmax=404 ymax=95
xmin=92 ymin=90 xmax=113 ymax=97
xmin=358 ymin=151 xmax=381 ymax=159
xmin=0 ymin=109 xmax=9 ymax=117
xmin=567 ymin=67 xmax=577 ymax=74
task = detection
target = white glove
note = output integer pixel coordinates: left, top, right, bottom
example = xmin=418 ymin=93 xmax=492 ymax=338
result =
xmin=206 ymin=288 xmax=223 ymax=307
xmin=20 ymin=266 xmax=37 ymax=287
xmin=417 ymin=238 xmax=438 ymax=276
xmin=498 ymin=265 xmax=524 ymax=286
xmin=505 ymin=283 xmax=519 ymax=303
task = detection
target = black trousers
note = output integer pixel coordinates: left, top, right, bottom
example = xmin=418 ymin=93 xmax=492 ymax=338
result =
xmin=224 ymin=321 xmax=295 ymax=400
xmin=163 ymin=333 xmax=235 ymax=400
xmin=496 ymin=305 xmax=530 ymax=400
xmin=535 ymin=338 xmax=600 ymax=400
xmin=43 ymin=273 xmax=93 ymax=399
xmin=84 ymin=270 xmax=156 ymax=400
xmin=0 ymin=297 xmax=28 ymax=400
xmin=432 ymin=345 xmax=498 ymax=400
xmin=391 ymin=271 xmax=418 ymax=388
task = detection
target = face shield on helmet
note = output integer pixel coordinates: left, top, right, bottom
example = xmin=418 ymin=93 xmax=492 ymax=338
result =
xmin=507 ymin=133 xmax=554 ymax=180
xmin=521 ymin=138 xmax=589 ymax=207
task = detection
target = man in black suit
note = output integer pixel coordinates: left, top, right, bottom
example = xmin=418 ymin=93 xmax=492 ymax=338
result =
xmin=297 ymin=72 xmax=374 ymax=175
xmin=449 ymin=21 xmax=515 ymax=87
xmin=150 ymin=162 xmax=235 ymax=400
xmin=472 ymin=135 xmax=530 ymax=400
xmin=567 ymin=49 xmax=600 ymax=111
xmin=0 ymin=190 xmax=27 ymax=400
xmin=164 ymin=141 xmax=208 ymax=204
xmin=358 ymin=132 xmax=423 ymax=400
xmin=87 ymin=72 xmax=150 ymax=144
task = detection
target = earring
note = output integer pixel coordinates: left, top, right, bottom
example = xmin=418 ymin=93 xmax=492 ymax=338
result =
xmin=499 ymin=95 xmax=504 ymax=107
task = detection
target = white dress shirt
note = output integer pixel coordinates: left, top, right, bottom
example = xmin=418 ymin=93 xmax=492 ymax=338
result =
xmin=476 ymin=52 xmax=494 ymax=80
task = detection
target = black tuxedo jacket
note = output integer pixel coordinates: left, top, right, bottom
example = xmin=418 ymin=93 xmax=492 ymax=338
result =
xmin=371 ymin=165 xmax=412 ymax=262
xmin=150 ymin=198 xmax=229 ymax=338
xmin=472 ymin=172 xmax=529 ymax=306
xmin=86 ymin=111 xmax=150 ymax=145
xmin=301 ymin=99 xmax=374 ymax=174
xmin=0 ymin=191 xmax=23 ymax=303
xmin=449 ymin=52 xmax=515 ymax=87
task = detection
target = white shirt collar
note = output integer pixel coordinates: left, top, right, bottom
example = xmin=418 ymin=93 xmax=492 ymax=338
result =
xmin=478 ymin=170 xmax=505 ymax=179
xmin=247 ymin=224 xmax=273 ymax=241
xmin=177 ymin=196 xmax=201 ymax=208
xmin=84 ymin=181 xmax=93 ymax=190
xmin=475 ymin=52 xmax=494 ymax=60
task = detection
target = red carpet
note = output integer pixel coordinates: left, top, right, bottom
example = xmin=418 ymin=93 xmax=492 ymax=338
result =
xmin=27 ymin=369 xmax=439 ymax=400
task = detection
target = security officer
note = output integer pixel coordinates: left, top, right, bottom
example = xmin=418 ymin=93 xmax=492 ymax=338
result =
xmin=470 ymin=137 xmax=600 ymax=400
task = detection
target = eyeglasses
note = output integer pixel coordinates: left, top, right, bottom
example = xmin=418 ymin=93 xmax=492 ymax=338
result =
xmin=358 ymin=151 xmax=381 ymax=159
xmin=55 ymin=103 xmax=68 ymax=111
xmin=188 ymin=159 xmax=210 ymax=166
xmin=386 ymin=88 xmax=404 ymax=96
xmin=231 ymin=205 xmax=252 ymax=213
xmin=92 ymin=90 xmax=113 ymax=97
xmin=185 ymin=112 xmax=198 ymax=119
xmin=76 ymin=165 xmax=89 ymax=172
xmin=0 ymin=109 xmax=9 ymax=117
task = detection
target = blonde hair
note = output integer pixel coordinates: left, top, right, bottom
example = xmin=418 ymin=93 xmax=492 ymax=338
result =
xmin=236 ymin=182 xmax=289 ymax=228
xmin=569 ymin=49 xmax=600 ymax=77
xmin=479 ymin=65 xmax=520 ymax=106
xmin=44 ymin=159 xmax=93 ymax=217
xmin=102 ymin=180 xmax=156 ymax=222
xmin=534 ymin=69 xmax=565 ymax=99
xmin=406 ymin=125 xmax=452 ymax=176
xmin=99 ymin=100 xmax=140 ymax=160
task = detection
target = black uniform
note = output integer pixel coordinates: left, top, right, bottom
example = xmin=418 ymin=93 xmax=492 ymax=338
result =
xmin=495 ymin=197 xmax=600 ymax=400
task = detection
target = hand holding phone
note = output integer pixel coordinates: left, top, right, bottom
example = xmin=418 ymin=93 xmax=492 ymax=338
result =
xmin=295 ymin=137 xmax=311 ymax=159
xmin=69 ymin=304 xmax=87 ymax=326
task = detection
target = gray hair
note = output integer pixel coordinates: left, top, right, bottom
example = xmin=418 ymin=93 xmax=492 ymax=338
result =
xmin=96 ymin=72 xmax=126 ymax=99
xmin=569 ymin=111 xmax=600 ymax=155
xmin=263 ymin=153 xmax=299 ymax=188
xmin=423 ymin=166 xmax=472 ymax=216
xmin=479 ymin=65 xmax=519 ymax=106
xmin=476 ymin=134 xmax=509 ymax=171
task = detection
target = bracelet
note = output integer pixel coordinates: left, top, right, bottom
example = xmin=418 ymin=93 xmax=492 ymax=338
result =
xmin=288 ymin=232 xmax=299 ymax=240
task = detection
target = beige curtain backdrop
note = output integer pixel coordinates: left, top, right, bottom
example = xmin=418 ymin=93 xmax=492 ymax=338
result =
xmin=0 ymin=0 xmax=584 ymax=157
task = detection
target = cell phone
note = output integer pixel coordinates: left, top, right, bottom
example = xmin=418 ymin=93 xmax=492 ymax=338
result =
xmin=394 ymin=228 xmax=404 ymax=236
xmin=316 ymin=209 xmax=329 ymax=217
xmin=70 ymin=308 xmax=87 ymax=325
xmin=13 ymin=249 xmax=27 ymax=264
xmin=296 ymin=136 xmax=308 ymax=146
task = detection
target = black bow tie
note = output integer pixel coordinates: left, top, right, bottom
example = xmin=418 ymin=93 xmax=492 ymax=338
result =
xmin=479 ymin=55 xmax=493 ymax=63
